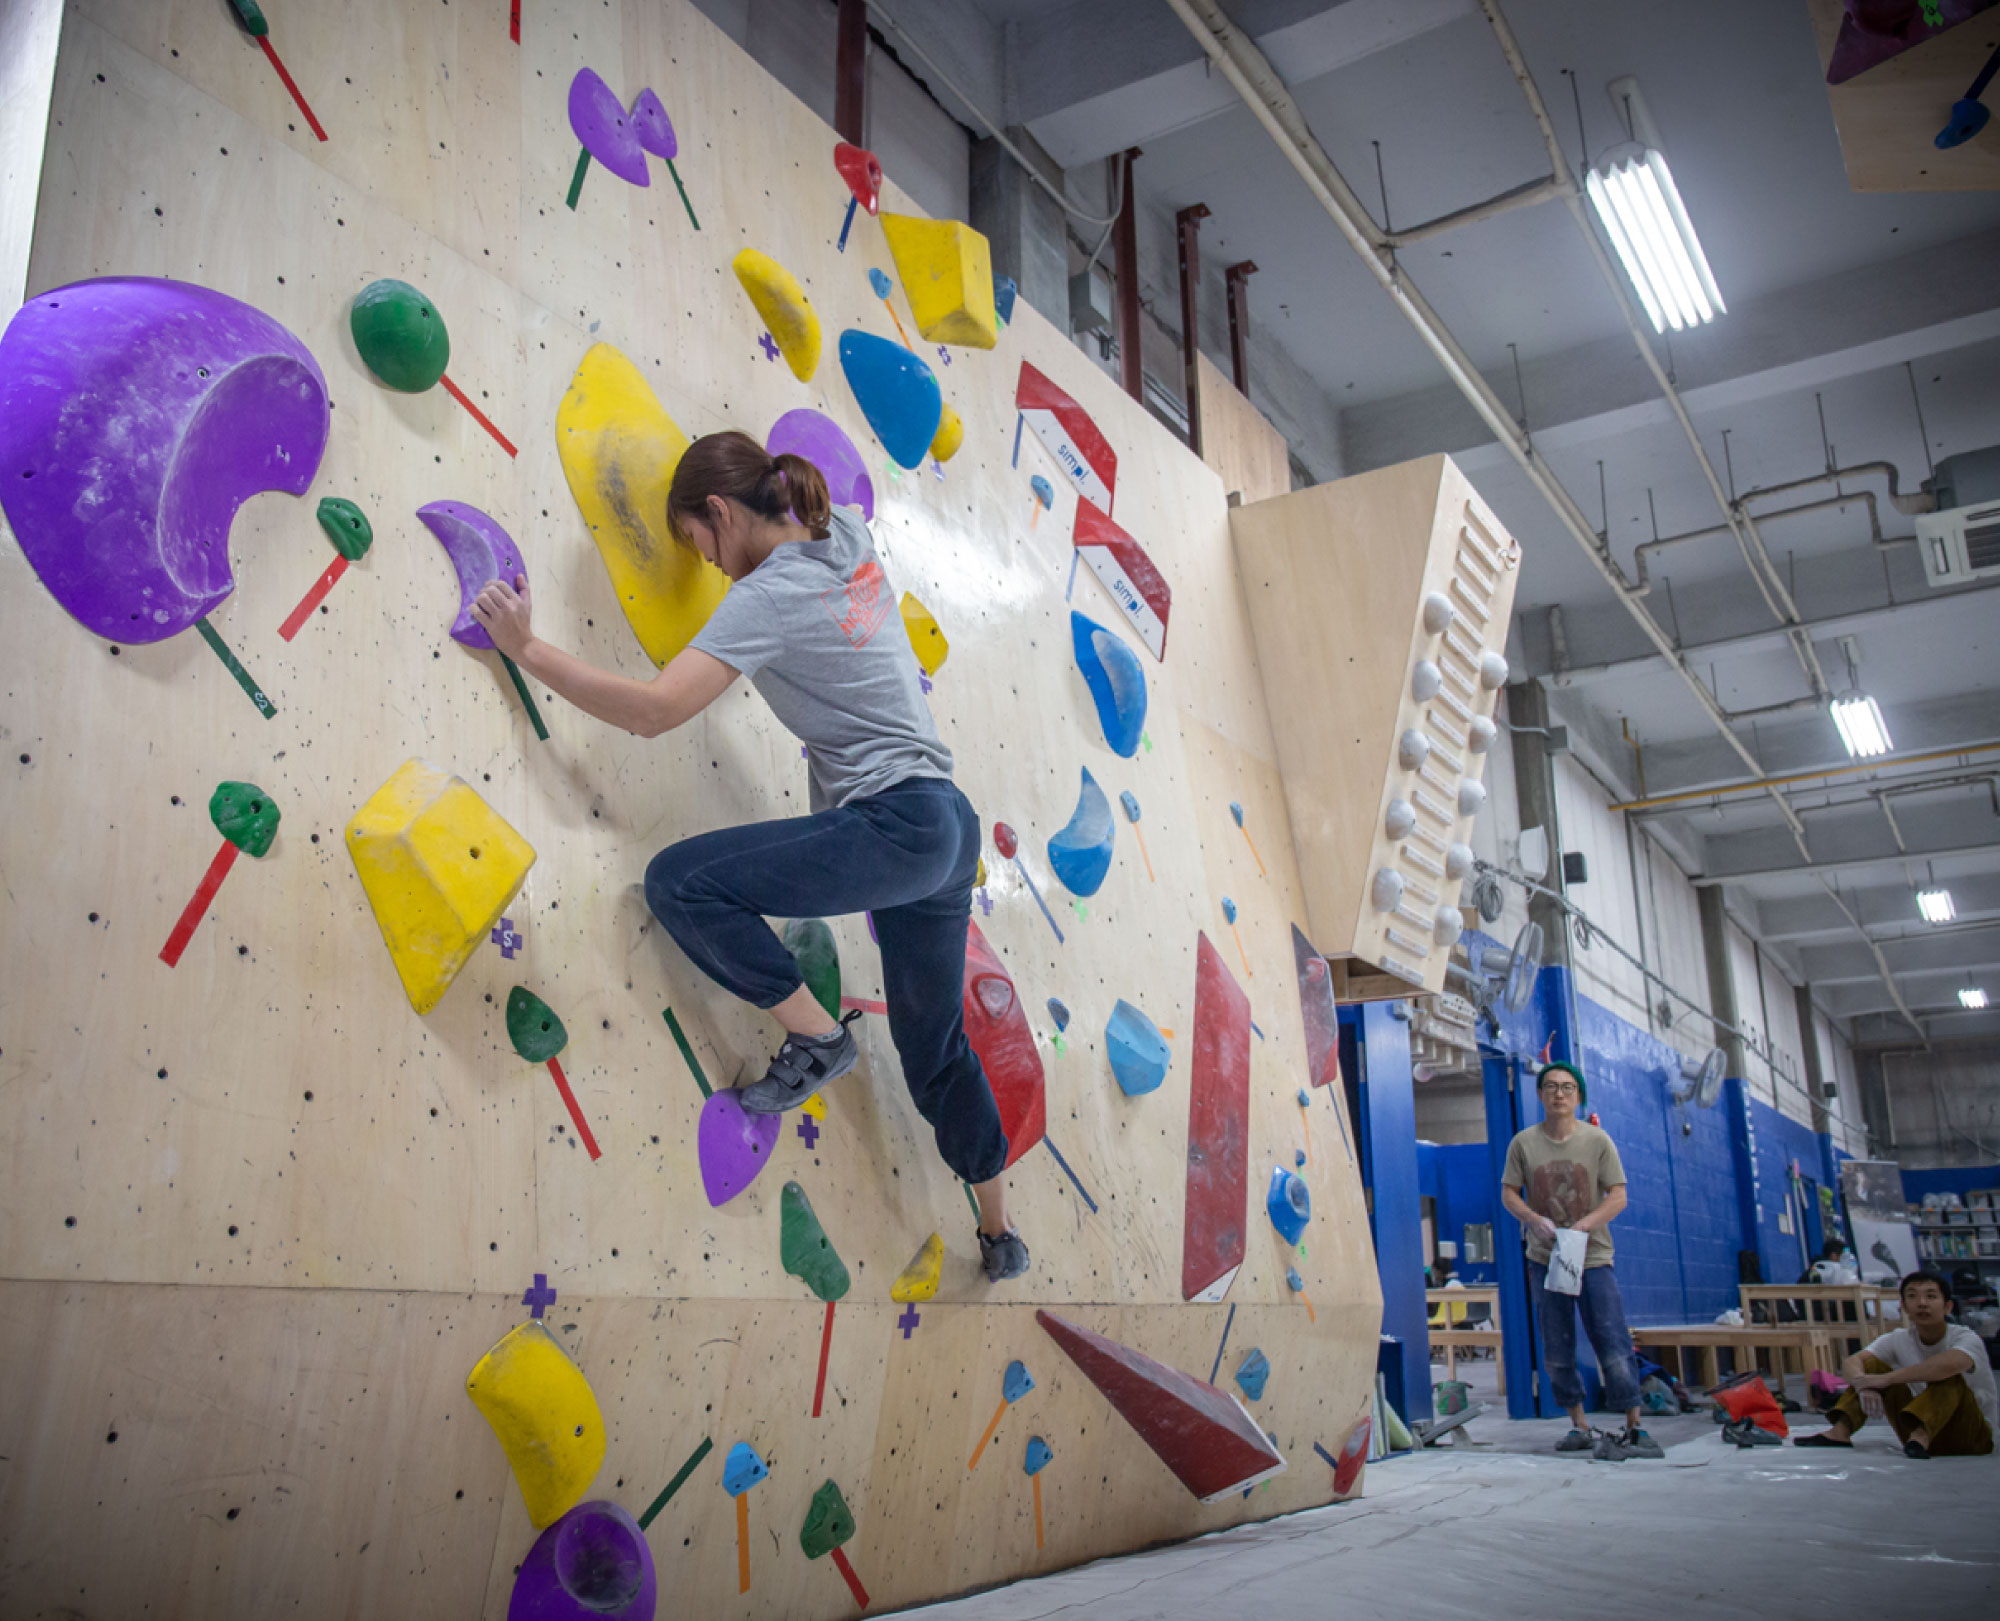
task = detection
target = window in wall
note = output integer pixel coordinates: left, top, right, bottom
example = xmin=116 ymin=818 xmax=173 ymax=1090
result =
xmin=1463 ymin=1223 xmax=1494 ymax=1264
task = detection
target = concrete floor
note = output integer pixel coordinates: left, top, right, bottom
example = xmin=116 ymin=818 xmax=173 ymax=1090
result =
xmin=903 ymin=1354 xmax=2000 ymax=1620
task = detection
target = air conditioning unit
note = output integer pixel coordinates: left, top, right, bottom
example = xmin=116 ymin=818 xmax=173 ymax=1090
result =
xmin=1918 ymin=447 xmax=2000 ymax=585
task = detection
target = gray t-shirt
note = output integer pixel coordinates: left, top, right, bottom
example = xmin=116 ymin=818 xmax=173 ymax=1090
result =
xmin=691 ymin=505 xmax=953 ymax=810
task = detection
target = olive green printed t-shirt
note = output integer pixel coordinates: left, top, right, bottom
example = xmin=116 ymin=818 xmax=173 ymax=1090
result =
xmin=1502 ymin=1122 xmax=1627 ymax=1269
xmin=689 ymin=505 xmax=954 ymax=812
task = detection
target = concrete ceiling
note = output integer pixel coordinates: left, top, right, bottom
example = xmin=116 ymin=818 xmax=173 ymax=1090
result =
xmin=901 ymin=0 xmax=2000 ymax=1042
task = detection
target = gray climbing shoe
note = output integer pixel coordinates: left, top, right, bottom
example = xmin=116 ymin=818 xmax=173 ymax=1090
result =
xmin=1620 ymin=1426 xmax=1665 ymax=1460
xmin=979 ymin=1226 xmax=1031 ymax=1282
xmin=738 ymin=1011 xmax=861 ymax=1114
xmin=1555 ymin=1427 xmax=1595 ymax=1453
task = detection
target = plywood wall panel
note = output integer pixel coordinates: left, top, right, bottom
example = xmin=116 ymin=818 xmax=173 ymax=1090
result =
xmin=0 ymin=1 xmax=1381 ymax=1612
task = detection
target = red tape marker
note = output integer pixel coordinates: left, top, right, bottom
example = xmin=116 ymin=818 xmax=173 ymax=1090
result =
xmin=256 ymin=35 xmax=327 ymax=142
xmin=811 ymin=1299 xmax=836 ymax=1417
xmin=546 ymin=1056 xmax=602 ymax=1160
xmin=160 ymin=840 xmax=239 ymax=967
xmin=278 ymin=554 xmax=349 ymax=641
xmin=438 ymin=373 xmax=518 ymax=457
xmin=510 ymin=1 xmax=521 ymax=43
xmin=829 ymin=1546 xmax=869 ymax=1608
xmin=838 ymin=996 xmax=888 ymax=1016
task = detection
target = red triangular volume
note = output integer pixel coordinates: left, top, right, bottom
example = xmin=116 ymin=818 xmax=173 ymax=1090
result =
xmin=964 ymin=919 xmax=1047 ymax=1170
xmin=1183 ymin=932 xmax=1251 ymax=1303
xmin=1016 ymin=360 xmax=1117 ymax=512
xmin=1291 ymin=924 xmax=1341 ymax=1090
xmin=1036 ymin=1310 xmax=1287 ymax=1503
xmin=1072 ymin=498 xmax=1171 ymax=663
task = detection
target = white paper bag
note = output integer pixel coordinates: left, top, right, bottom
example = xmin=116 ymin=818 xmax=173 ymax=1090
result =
xmin=1546 ymin=1228 xmax=1587 ymax=1296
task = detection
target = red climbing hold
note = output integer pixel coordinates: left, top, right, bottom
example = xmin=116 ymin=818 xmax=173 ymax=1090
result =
xmin=1183 ymin=932 xmax=1251 ymax=1303
xmin=963 ymin=920 xmax=1045 ymax=1170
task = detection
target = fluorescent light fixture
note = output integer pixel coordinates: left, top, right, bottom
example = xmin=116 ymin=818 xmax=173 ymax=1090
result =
xmin=1918 ymin=887 xmax=1956 ymax=924
xmin=1586 ymin=146 xmax=1725 ymax=334
xmin=1829 ymin=693 xmax=1891 ymax=758
xmin=1961 ymin=988 xmax=1989 ymax=1010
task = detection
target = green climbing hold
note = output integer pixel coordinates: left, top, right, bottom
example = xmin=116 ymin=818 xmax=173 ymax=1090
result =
xmin=350 ymin=278 xmax=450 ymax=393
xmin=208 ymin=781 xmax=279 ymax=857
xmin=506 ymin=986 xmax=569 ymax=1063
xmin=316 ymin=497 xmax=374 ymax=561
xmin=782 ymin=918 xmax=841 ymax=1022
xmin=798 ymin=1478 xmax=856 ymax=1559
xmin=780 ymin=1180 xmax=850 ymax=1302
xmin=227 ymin=0 xmax=270 ymax=36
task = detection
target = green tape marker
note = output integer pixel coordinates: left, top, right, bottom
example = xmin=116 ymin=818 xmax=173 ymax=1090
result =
xmin=565 ymin=147 xmax=592 ymax=211
xmin=638 ymin=1434 xmax=714 ymax=1531
xmin=666 ymin=158 xmax=699 ymax=230
xmin=663 ymin=1007 xmax=711 ymax=1098
xmin=194 ymin=616 xmax=276 ymax=719
xmin=499 ymin=652 xmax=550 ymax=741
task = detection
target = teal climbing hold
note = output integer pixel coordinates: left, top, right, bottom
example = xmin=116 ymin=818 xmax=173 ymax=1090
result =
xmin=1003 ymin=1359 xmax=1035 ymax=1403
xmin=1071 ymin=611 xmax=1147 ymax=758
xmin=1024 ymin=1436 xmax=1053 ymax=1475
xmin=1105 ymin=999 xmax=1169 ymax=1097
xmin=1235 ymin=1348 xmax=1270 ymax=1402
xmin=1046 ymin=767 xmax=1114 ymax=896
xmin=838 ymin=329 xmax=941 ymax=469
xmin=1222 ymin=896 xmax=1238 ymax=924
xmin=722 ymin=1441 xmax=769 ymax=1496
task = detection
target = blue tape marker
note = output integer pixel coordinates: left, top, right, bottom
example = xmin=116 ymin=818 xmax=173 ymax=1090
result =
xmin=1041 ymin=1135 xmax=1098 ymax=1214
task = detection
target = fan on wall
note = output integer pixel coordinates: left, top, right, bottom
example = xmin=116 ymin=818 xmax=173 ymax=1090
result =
xmin=1447 ymin=919 xmax=1545 ymax=1021
xmin=1668 ymin=1047 xmax=1727 ymax=1110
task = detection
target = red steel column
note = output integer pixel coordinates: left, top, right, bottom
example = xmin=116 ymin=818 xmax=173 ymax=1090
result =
xmin=835 ymin=0 xmax=867 ymax=147
xmin=1176 ymin=202 xmax=1210 ymax=455
xmin=1225 ymin=260 xmax=1258 ymax=395
xmin=1115 ymin=147 xmax=1143 ymax=405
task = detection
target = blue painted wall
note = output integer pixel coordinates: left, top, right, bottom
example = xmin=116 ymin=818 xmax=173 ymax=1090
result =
xmin=1904 ymin=1164 xmax=2000 ymax=1204
xmin=1419 ymin=1141 xmax=1498 ymax=1285
xmin=1350 ymin=1001 xmax=1434 ymax=1426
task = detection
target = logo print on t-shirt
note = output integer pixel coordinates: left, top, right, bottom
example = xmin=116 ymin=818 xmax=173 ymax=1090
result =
xmin=823 ymin=555 xmax=891 ymax=648
xmin=1528 ymin=1161 xmax=1594 ymax=1230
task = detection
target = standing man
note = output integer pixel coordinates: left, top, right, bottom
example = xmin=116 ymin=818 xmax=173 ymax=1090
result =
xmin=1796 ymin=1271 xmax=1994 ymax=1456
xmin=1501 ymin=1061 xmax=1662 ymax=1459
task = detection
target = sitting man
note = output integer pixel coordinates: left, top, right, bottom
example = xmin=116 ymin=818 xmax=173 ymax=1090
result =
xmin=1797 ymin=1271 xmax=1995 ymax=1457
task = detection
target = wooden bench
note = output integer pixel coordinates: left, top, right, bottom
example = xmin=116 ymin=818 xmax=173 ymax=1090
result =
xmin=1631 ymin=1325 xmax=1835 ymax=1388
xmin=1427 ymin=1287 xmax=1503 ymax=1396
xmin=1430 ymin=1327 xmax=1506 ymax=1396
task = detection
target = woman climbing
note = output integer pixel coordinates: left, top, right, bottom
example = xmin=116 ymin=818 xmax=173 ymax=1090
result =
xmin=470 ymin=431 xmax=1029 ymax=1282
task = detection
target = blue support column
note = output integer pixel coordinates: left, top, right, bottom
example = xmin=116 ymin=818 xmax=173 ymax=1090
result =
xmin=1482 ymin=1046 xmax=1551 ymax=1417
xmin=1724 ymin=1077 xmax=1764 ymax=1280
xmin=1356 ymin=1000 xmax=1432 ymax=1427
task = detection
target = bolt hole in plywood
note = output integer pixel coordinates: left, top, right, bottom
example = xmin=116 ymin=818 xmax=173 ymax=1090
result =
xmin=0 ymin=2 xmax=1380 ymax=1615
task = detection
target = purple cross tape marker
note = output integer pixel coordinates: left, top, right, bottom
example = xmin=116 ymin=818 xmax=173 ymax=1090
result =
xmin=898 ymin=1304 xmax=920 ymax=1339
xmin=523 ymin=1272 xmax=557 ymax=1319
xmin=797 ymin=1114 xmax=821 ymax=1149
xmin=492 ymin=917 xmax=519 ymax=959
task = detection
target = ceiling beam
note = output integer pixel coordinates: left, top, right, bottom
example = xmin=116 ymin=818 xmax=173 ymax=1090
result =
xmin=1699 ymin=792 xmax=2000 ymax=882
xmin=1757 ymin=872 xmax=2000 ymax=940
xmin=1796 ymin=920 xmax=2000 ymax=986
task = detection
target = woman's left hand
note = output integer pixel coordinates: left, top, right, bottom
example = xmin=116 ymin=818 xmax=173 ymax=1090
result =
xmin=471 ymin=574 xmax=534 ymax=658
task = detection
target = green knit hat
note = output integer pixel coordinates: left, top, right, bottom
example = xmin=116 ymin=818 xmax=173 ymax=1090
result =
xmin=1537 ymin=1061 xmax=1588 ymax=1108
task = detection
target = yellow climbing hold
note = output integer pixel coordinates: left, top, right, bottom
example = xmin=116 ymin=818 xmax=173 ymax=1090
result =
xmin=347 ymin=759 xmax=535 ymax=1015
xmin=732 ymin=249 xmax=822 ymax=382
xmin=878 ymin=214 xmax=998 ymax=349
xmin=466 ymin=1320 xmax=606 ymax=1529
xmin=976 ymin=856 xmax=987 ymax=889
xmin=802 ymin=1093 xmax=828 ymax=1122
xmin=556 ymin=342 xmax=730 ymax=667
xmin=891 ymin=1232 xmax=945 ymax=1303
xmin=900 ymin=592 xmax=949 ymax=678
xmin=929 ymin=402 xmax=965 ymax=462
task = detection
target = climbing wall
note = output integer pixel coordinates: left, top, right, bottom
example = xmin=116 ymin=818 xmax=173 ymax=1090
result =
xmin=0 ymin=2 xmax=1382 ymax=1615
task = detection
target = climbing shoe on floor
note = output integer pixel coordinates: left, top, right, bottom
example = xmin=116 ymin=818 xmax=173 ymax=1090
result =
xmin=978 ymin=1226 xmax=1031 ymax=1283
xmin=1793 ymin=1430 xmax=1852 ymax=1448
xmin=1555 ymin=1427 xmax=1595 ymax=1452
xmin=1590 ymin=1429 xmax=1628 ymax=1462
xmin=1619 ymin=1426 xmax=1665 ymax=1460
xmin=1723 ymin=1419 xmax=1781 ymax=1448
xmin=738 ymin=1010 xmax=862 ymax=1114
xmin=1904 ymin=1438 xmax=1931 ymax=1460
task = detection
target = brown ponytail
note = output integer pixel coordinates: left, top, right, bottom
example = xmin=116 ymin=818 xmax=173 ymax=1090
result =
xmin=666 ymin=430 xmax=833 ymax=545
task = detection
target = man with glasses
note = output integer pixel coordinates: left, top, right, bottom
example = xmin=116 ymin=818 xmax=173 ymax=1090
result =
xmin=1501 ymin=1061 xmax=1661 ymax=1459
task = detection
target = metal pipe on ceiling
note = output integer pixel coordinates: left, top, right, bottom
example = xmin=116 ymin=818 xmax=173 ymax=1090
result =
xmin=1737 ymin=460 xmax=1936 ymax=519
xmin=1611 ymin=741 xmax=2000 ymax=814
xmin=1158 ymin=0 xmax=1803 ymax=841
xmin=1381 ymin=173 xmax=1566 ymax=248
xmin=1632 ymin=490 xmax=1906 ymax=596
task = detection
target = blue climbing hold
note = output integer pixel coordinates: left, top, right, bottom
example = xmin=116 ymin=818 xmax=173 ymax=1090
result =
xmin=1286 ymin=1267 xmax=1304 ymax=1292
xmin=1230 ymin=801 xmax=1245 ymax=827
xmin=1070 ymin=611 xmax=1147 ymax=758
xmin=1120 ymin=790 xmax=1141 ymax=823
xmin=1295 ymin=1148 xmax=1307 ymax=1168
xmin=868 ymin=267 xmax=893 ymax=299
xmin=1105 ymin=998 xmax=1170 ymax=1097
xmin=1235 ymin=1347 xmax=1271 ymax=1402
xmin=1030 ymin=473 xmax=1054 ymax=509
xmin=1003 ymin=1359 xmax=1035 ymax=1404
xmin=722 ymin=1440 xmax=769 ymax=1496
xmin=1297 ymin=1089 xmax=1311 ymax=1109
xmin=1046 ymin=997 xmax=1070 ymax=1031
xmin=1047 ymin=767 xmax=1115 ymax=896
xmin=1937 ymin=97 xmax=1990 ymax=150
xmin=1222 ymin=896 xmax=1238 ymax=925
xmin=838 ymin=329 xmax=943 ymax=469
xmin=1024 ymin=1435 xmax=1053 ymax=1475
xmin=993 ymin=273 xmax=1019 ymax=327
xmin=1268 ymin=1165 xmax=1311 ymax=1246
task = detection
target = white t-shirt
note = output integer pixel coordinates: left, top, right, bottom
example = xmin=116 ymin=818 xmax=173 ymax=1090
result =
xmin=1863 ymin=1324 xmax=1997 ymax=1430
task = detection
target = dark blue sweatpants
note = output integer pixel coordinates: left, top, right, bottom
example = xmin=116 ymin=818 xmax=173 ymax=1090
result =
xmin=645 ymin=776 xmax=1008 ymax=1184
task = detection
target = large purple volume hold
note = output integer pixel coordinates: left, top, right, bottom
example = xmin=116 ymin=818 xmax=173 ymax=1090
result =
xmin=508 ymin=1500 xmax=656 ymax=1621
xmin=568 ymin=68 xmax=650 ymax=186
xmin=0 ymin=276 xmax=329 ymax=643
xmin=697 ymin=1088 xmax=781 ymax=1206
xmin=417 ymin=500 xmax=528 ymax=651
xmin=767 ymin=408 xmax=874 ymax=520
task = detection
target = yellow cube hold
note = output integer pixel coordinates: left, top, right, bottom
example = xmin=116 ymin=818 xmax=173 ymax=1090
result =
xmin=466 ymin=1320 xmax=606 ymax=1528
xmin=879 ymin=214 xmax=998 ymax=349
xmin=347 ymin=758 xmax=536 ymax=1014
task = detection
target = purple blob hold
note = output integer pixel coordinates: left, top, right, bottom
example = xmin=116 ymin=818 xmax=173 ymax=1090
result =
xmin=508 ymin=1500 xmax=656 ymax=1621
xmin=568 ymin=67 xmax=650 ymax=187
xmin=0 ymin=276 xmax=329 ymax=643
xmin=767 ymin=408 xmax=874 ymax=521
xmin=628 ymin=88 xmax=677 ymax=160
xmin=698 ymin=1088 xmax=781 ymax=1207
xmin=417 ymin=500 xmax=527 ymax=651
